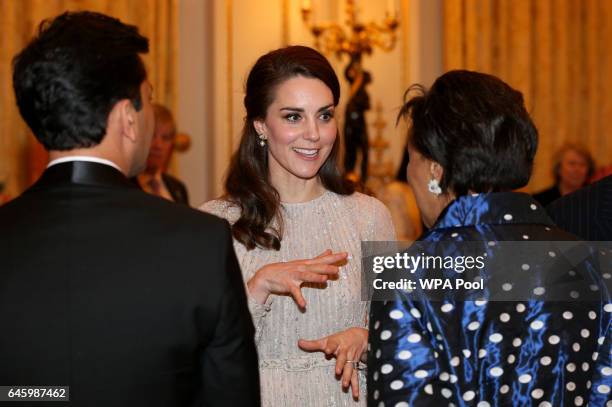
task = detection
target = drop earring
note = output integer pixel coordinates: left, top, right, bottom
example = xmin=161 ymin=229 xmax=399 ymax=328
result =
xmin=428 ymin=178 xmax=442 ymax=195
xmin=258 ymin=133 xmax=266 ymax=147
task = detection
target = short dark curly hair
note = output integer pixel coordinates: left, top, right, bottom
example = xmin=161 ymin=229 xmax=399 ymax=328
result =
xmin=12 ymin=11 xmax=149 ymax=151
xmin=398 ymin=70 xmax=538 ymax=196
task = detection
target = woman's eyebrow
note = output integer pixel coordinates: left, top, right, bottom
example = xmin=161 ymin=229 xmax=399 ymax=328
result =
xmin=279 ymin=104 xmax=334 ymax=112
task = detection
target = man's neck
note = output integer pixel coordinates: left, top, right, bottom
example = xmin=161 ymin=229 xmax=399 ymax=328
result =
xmin=48 ymin=150 xmax=126 ymax=175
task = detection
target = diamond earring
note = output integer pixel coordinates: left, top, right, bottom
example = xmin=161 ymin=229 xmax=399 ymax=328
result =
xmin=428 ymin=179 xmax=442 ymax=195
xmin=257 ymin=133 xmax=266 ymax=147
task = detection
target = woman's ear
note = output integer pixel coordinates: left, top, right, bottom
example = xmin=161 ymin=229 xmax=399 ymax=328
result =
xmin=253 ymin=119 xmax=266 ymax=137
xmin=430 ymin=161 xmax=444 ymax=182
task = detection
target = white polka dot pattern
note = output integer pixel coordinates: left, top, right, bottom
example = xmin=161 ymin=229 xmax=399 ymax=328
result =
xmin=366 ymin=194 xmax=612 ymax=407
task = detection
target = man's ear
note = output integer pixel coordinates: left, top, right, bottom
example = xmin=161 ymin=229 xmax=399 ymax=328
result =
xmin=115 ymin=99 xmax=138 ymax=142
xmin=253 ymin=119 xmax=267 ymax=138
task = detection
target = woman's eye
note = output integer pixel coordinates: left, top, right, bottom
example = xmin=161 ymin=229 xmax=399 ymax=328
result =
xmin=285 ymin=113 xmax=301 ymax=122
xmin=320 ymin=111 xmax=334 ymax=121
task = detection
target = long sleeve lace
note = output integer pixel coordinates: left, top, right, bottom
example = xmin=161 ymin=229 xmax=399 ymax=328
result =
xmin=201 ymin=191 xmax=396 ymax=406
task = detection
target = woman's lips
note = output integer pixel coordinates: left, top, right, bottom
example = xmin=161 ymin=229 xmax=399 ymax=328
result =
xmin=293 ymin=147 xmax=320 ymax=160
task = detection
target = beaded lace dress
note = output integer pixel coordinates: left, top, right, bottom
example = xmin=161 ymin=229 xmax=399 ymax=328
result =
xmin=201 ymin=190 xmax=395 ymax=406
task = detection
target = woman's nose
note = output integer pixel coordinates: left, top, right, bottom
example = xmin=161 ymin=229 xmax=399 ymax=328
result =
xmin=303 ymin=120 xmax=320 ymax=142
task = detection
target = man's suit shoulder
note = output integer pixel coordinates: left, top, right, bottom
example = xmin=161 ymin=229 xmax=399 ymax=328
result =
xmin=133 ymin=189 xmax=229 ymax=232
xmin=162 ymin=173 xmax=183 ymax=187
xmin=161 ymin=173 xmax=189 ymax=205
xmin=548 ymin=175 xmax=611 ymax=213
xmin=547 ymin=175 xmax=612 ymax=241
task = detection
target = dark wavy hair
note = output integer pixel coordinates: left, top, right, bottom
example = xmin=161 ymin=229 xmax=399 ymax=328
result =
xmin=398 ymin=70 xmax=538 ymax=196
xmin=13 ymin=11 xmax=149 ymax=151
xmin=226 ymin=45 xmax=354 ymax=251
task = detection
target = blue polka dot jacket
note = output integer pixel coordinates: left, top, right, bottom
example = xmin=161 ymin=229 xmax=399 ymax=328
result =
xmin=368 ymin=192 xmax=612 ymax=407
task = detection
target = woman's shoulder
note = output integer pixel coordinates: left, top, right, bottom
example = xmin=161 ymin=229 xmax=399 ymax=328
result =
xmin=334 ymin=191 xmax=396 ymax=240
xmin=336 ymin=191 xmax=391 ymax=216
xmin=199 ymin=198 xmax=241 ymax=224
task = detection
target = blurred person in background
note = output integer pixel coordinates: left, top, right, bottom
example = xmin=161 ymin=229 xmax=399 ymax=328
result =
xmin=376 ymin=145 xmax=423 ymax=241
xmin=136 ymin=104 xmax=189 ymax=204
xmin=533 ymin=142 xmax=595 ymax=206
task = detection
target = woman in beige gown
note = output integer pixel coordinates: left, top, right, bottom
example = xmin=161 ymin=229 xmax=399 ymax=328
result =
xmin=201 ymin=46 xmax=395 ymax=406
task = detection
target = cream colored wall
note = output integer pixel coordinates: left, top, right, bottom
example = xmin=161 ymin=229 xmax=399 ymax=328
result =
xmin=176 ymin=0 xmax=442 ymax=203
xmin=177 ymin=0 xmax=212 ymax=205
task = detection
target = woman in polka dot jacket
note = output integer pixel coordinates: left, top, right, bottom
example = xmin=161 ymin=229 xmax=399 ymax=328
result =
xmin=368 ymin=70 xmax=612 ymax=407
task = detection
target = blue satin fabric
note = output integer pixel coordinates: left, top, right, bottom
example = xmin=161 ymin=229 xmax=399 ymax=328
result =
xmin=368 ymin=192 xmax=612 ymax=406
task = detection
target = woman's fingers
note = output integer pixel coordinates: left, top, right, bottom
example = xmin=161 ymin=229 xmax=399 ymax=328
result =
xmin=334 ymin=346 xmax=347 ymax=376
xmin=285 ymin=265 xmax=338 ymax=307
xmin=304 ymin=252 xmax=348 ymax=266
xmin=350 ymin=368 xmax=359 ymax=399
xmin=298 ymin=330 xmax=361 ymax=398
xmin=299 ymin=327 xmax=365 ymax=399
xmin=300 ymin=262 xmax=338 ymax=276
xmin=299 ymin=271 xmax=330 ymax=284
xmin=296 ymin=271 xmax=335 ymax=283
xmin=314 ymin=249 xmax=333 ymax=258
xmin=297 ymin=337 xmax=326 ymax=352
xmin=258 ymin=252 xmax=349 ymax=307
xmin=289 ymin=284 xmax=306 ymax=308
xmin=341 ymin=349 xmax=357 ymax=388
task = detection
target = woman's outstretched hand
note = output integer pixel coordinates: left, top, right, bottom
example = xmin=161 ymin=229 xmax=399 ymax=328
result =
xmin=247 ymin=249 xmax=347 ymax=308
xmin=298 ymin=327 xmax=368 ymax=399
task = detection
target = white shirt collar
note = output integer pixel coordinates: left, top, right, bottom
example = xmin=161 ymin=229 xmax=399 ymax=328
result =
xmin=47 ymin=156 xmax=123 ymax=172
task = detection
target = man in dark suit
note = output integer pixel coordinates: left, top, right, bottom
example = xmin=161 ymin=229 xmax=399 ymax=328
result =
xmin=0 ymin=11 xmax=260 ymax=406
xmin=547 ymin=175 xmax=612 ymax=241
xmin=136 ymin=104 xmax=190 ymax=205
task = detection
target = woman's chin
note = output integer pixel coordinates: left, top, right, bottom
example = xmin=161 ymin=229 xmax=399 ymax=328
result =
xmin=293 ymin=171 xmax=321 ymax=181
xmin=288 ymin=163 xmax=326 ymax=181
